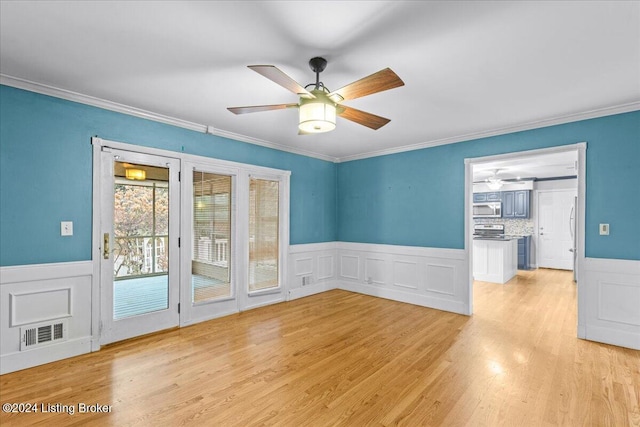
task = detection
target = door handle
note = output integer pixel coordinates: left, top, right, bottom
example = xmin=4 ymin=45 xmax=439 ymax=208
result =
xmin=103 ymin=233 xmax=110 ymax=259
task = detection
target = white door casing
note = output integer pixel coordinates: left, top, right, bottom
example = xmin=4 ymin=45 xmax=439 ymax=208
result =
xmin=464 ymin=143 xmax=585 ymax=339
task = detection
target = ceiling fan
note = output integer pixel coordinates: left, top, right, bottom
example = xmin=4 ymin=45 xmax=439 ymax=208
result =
xmin=227 ymin=57 xmax=404 ymax=134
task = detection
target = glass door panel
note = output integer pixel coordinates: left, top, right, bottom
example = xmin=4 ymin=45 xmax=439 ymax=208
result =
xmin=192 ymin=171 xmax=232 ymax=303
xmin=249 ymin=178 xmax=279 ymax=292
xmin=113 ymin=162 xmax=170 ymax=319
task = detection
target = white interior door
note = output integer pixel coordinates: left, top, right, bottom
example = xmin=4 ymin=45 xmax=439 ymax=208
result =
xmin=100 ymin=148 xmax=180 ymax=344
xmin=538 ymin=190 xmax=577 ymax=270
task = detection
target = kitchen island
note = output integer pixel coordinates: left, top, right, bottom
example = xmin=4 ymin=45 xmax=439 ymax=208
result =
xmin=473 ymin=238 xmax=518 ymax=284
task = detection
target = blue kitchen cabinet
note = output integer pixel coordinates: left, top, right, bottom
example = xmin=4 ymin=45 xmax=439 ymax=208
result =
xmin=473 ymin=192 xmax=501 ymax=203
xmin=473 ymin=193 xmax=487 ymax=202
xmin=502 ymin=191 xmax=515 ymax=217
xmin=518 ymin=236 xmax=531 ymax=269
xmin=514 ymin=190 xmax=530 ymax=218
xmin=501 ymin=190 xmax=530 ymax=218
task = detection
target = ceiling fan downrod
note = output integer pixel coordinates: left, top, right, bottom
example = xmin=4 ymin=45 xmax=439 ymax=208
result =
xmin=308 ymin=57 xmax=327 ymax=91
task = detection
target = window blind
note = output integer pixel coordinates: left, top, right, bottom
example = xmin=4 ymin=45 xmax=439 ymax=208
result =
xmin=249 ymin=178 xmax=279 ymax=291
xmin=192 ymin=171 xmax=232 ymax=302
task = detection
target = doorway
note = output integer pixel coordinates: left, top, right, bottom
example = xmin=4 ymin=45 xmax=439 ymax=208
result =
xmin=99 ymin=148 xmax=181 ymax=344
xmin=465 ymin=143 xmax=586 ymax=338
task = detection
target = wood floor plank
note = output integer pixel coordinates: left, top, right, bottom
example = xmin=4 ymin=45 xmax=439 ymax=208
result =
xmin=1 ymin=268 xmax=639 ymax=426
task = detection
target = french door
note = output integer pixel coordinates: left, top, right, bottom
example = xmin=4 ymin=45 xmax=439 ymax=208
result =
xmin=100 ymin=148 xmax=180 ymax=344
xmin=94 ymin=138 xmax=290 ymax=344
xmin=180 ymin=165 xmax=288 ymax=324
xmin=180 ymin=163 xmax=239 ymax=324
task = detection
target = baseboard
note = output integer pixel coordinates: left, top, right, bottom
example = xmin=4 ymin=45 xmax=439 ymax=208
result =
xmin=288 ymin=281 xmax=338 ymax=300
xmin=1 ymin=337 xmax=92 ymax=375
xmin=180 ymin=308 xmax=240 ymax=327
xmin=338 ymin=281 xmax=468 ymax=315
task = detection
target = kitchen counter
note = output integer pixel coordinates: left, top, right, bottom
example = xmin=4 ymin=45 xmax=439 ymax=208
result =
xmin=473 ymin=238 xmax=518 ymax=284
xmin=473 ymin=236 xmax=519 ymax=241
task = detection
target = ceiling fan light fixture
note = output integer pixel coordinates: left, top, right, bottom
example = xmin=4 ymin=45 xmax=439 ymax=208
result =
xmin=298 ymin=92 xmax=336 ymax=133
xmin=485 ymin=169 xmax=503 ymax=190
xmin=486 ymin=179 xmax=503 ymax=190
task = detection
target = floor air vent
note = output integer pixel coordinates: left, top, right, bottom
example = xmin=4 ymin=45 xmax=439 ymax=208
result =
xmin=20 ymin=319 xmax=68 ymax=351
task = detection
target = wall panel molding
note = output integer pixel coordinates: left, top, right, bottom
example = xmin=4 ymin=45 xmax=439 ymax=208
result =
xmin=288 ymin=242 xmax=338 ymax=301
xmin=583 ymin=257 xmax=640 ymax=350
xmin=337 ymin=242 xmax=469 ymax=315
xmin=0 ymin=261 xmax=93 ymax=374
xmin=10 ymin=287 xmax=72 ymax=327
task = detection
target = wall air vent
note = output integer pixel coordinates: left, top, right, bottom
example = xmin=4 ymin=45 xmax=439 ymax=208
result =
xmin=20 ymin=319 xmax=68 ymax=351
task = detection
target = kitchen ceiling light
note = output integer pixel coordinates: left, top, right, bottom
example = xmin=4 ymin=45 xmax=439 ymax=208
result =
xmin=486 ymin=179 xmax=503 ymax=190
xmin=486 ymin=169 xmax=503 ymax=190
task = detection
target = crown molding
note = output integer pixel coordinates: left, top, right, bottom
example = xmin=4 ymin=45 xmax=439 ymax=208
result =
xmin=2 ymin=74 xmax=637 ymax=165
xmin=0 ymin=74 xmax=338 ymax=163
xmin=335 ymin=102 xmax=640 ymax=163
xmin=205 ymin=127 xmax=337 ymax=163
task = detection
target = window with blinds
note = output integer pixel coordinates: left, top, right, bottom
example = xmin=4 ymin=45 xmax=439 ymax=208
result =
xmin=249 ymin=178 xmax=279 ymax=292
xmin=192 ymin=171 xmax=232 ymax=303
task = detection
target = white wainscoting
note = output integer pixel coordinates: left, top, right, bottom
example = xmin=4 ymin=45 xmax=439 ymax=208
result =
xmin=337 ymin=242 xmax=469 ymax=315
xmin=2 ymin=251 xmax=635 ymax=376
xmin=0 ymin=261 xmax=94 ymax=374
xmin=288 ymin=242 xmax=339 ymax=300
xmin=581 ymin=257 xmax=640 ymax=350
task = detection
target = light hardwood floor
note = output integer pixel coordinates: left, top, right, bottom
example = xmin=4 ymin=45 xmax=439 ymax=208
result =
xmin=1 ymin=268 xmax=639 ymax=426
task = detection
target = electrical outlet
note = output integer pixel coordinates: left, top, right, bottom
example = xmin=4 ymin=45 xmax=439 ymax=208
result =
xmin=599 ymin=223 xmax=609 ymax=235
xmin=302 ymin=276 xmax=312 ymax=286
xmin=61 ymin=221 xmax=73 ymax=236
xmin=367 ymin=277 xmax=373 ymax=284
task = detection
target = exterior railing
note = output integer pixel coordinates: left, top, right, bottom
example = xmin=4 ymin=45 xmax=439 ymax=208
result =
xmin=114 ymin=235 xmax=168 ymax=279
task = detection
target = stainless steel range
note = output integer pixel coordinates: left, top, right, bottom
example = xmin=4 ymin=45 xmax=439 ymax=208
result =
xmin=473 ymin=224 xmax=505 ymax=240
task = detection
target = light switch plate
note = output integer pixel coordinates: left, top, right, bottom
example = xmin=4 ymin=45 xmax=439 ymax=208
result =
xmin=61 ymin=221 xmax=73 ymax=236
xmin=599 ymin=223 xmax=609 ymax=235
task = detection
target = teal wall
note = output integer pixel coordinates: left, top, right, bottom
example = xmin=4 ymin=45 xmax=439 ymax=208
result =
xmin=338 ymin=111 xmax=640 ymax=261
xmin=2 ymin=85 xmax=638 ymax=266
xmin=0 ymin=85 xmax=338 ymax=266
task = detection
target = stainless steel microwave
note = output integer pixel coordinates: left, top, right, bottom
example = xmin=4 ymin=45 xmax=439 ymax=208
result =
xmin=473 ymin=202 xmax=501 ymax=218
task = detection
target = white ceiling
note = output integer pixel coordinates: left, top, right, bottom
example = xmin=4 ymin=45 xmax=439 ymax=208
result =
xmin=473 ymin=150 xmax=578 ymax=181
xmin=1 ymin=1 xmax=638 ymax=162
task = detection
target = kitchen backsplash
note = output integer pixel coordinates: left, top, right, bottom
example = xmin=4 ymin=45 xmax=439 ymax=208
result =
xmin=474 ymin=218 xmax=534 ymax=235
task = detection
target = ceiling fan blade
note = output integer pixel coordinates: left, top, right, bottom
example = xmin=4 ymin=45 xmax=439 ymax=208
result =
xmin=248 ymin=65 xmax=315 ymax=99
xmin=338 ymin=106 xmax=391 ymax=130
xmin=328 ymin=68 xmax=404 ymax=102
xmin=227 ymin=103 xmax=298 ymax=115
